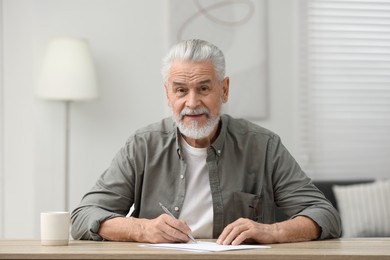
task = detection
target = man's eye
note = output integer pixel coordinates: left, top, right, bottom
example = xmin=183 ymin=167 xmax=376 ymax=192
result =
xmin=175 ymin=88 xmax=187 ymax=96
xmin=199 ymin=86 xmax=210 ymax=93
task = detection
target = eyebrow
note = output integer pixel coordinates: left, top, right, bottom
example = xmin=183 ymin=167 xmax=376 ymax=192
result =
xmin=171 ymin=79 xmax=212 ymax=86
xmin=172 ymin=81 xmax=185 ymax=86
xmin=198 ymin=80 xmax=212 ymax=85
xmin=172 ymin=81 xmax=185 ymax=85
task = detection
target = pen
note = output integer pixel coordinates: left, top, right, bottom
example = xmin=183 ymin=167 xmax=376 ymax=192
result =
xmin=158 ymin=202 xmax=197 ymax=243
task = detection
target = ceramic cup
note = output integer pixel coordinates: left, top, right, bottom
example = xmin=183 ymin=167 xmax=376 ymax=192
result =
xmin=40 ymin=211 xmax=70 ymax=246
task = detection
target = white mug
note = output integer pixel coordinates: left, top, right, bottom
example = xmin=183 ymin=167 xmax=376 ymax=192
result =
xmin=40 ymin=211 xmax=70 ymax=246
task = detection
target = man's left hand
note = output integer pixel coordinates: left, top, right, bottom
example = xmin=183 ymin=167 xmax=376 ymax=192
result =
xmin=216 ymin=216 xmax=321 ymax=245
xmin=216 ymin=218 xmax=277 ymax=245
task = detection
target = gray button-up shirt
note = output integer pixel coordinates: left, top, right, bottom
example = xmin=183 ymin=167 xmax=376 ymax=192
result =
xmin=71 ymin=114 xmax=341 ymax=240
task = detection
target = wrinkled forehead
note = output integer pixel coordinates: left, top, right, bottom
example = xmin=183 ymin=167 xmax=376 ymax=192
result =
xmin=168 ymin=60 xmax=217 ymax=83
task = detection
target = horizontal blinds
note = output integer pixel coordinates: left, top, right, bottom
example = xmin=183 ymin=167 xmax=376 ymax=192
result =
xmin=298 ymin=0 xmax=390 ymax=179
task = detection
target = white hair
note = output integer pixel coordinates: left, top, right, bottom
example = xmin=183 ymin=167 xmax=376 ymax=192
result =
xmin=161 ymin=39 xmax=226 ymax=83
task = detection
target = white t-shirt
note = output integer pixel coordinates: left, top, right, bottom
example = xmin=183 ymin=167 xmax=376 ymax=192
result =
xmin=178 ymin=137 xmax=214 ymax=238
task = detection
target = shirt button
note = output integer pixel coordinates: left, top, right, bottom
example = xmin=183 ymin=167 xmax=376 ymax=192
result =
xmin=174 ymin=207 xmax=179 ymax=212
xmin=180 ymin=175 xmax=184 ymax=179
xmin=217 ymin=150 xmax=221 ymax=154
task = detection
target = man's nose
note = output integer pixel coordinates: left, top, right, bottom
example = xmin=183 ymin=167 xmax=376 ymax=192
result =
xmin=185 ymin=91 xmax=201 ymax=108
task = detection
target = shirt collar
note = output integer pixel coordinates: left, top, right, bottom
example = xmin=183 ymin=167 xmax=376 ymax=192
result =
xmin=210 ymin=114 xmax=227 ymax=157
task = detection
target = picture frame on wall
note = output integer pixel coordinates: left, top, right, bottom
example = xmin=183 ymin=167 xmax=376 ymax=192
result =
xmin=165 ymin=0 xmax=268 ymax=120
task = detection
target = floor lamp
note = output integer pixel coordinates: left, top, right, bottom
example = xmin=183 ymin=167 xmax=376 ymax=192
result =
xmin=37 ymin=37 xmax=99 ymax=211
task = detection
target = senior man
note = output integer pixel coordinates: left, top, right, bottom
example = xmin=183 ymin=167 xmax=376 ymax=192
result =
xmin=71 ymin=39 xmax=341 ymax=245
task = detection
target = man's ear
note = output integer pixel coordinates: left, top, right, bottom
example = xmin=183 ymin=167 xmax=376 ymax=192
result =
xmin=221 ymin=77 xmax=230 ymax=103
xmin=164 ymin=83 xmax=172 ymax=107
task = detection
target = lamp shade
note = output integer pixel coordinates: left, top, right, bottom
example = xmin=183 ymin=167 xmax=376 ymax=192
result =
xmin=37 ymin=37 xmax=98 ymax=101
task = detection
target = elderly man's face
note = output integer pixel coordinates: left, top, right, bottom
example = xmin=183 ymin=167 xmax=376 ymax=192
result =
xmin=164 ymin=60 xmax=229 ymax=141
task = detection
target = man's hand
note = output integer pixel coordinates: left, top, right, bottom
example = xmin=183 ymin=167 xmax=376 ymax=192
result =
xmin=98 ymin=214 xmax=192 ymax=243
xmin=216 ymin=216 xmax=321 ymax=245
xmin=216 ymin=218 xmax=277 ymax=245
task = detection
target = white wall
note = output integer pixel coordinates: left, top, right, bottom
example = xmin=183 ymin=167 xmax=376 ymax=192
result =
xmin=0 ymin=0 xmax=4 ymax=238
xmin=0 ymin=0 xmax=298 ymax=238
xmin=2 ymin=0 xmax=36 ymax=238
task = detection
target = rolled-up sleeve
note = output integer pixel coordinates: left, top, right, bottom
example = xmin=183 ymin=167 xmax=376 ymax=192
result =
xmin=269 ymin=135 xmax=342 ymax=239
xmin=71 ymin=141 xmax=136 ymax=240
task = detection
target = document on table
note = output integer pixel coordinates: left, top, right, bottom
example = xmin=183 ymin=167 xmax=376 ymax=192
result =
xmin=140 ymin=241 xmax=271 ymax=252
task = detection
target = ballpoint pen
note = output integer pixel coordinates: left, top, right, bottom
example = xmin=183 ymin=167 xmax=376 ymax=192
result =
xmin=159 ymin=202 xmax=197 ymax=243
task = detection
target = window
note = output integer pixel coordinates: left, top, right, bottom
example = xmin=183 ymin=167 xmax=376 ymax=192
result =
xmin=297 ymin=0 xmax=390 ymax=179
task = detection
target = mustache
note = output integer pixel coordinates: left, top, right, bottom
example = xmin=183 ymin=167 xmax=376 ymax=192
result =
xmin=179 ymin=107 xmax=210 ymax=120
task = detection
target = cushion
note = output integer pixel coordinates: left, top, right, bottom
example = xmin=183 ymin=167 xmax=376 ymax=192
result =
xmin=333 ymin=180 xmax=390 ymax=237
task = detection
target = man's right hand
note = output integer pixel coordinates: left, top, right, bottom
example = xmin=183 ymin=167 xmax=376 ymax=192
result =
xmin=98 ymin=214 xmax=192 ymax=243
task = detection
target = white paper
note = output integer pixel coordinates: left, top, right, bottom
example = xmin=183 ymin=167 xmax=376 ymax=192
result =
xmin=140 ymin=241 xmax=271 ymax=252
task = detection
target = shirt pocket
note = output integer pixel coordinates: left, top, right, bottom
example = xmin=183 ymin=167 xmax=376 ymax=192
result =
xmin=232 ymin=191 xmax=263 ymax=222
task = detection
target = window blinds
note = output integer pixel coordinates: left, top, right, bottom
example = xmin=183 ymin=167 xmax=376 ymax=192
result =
xmin=297 ymin=0 xmax=390 ymax=180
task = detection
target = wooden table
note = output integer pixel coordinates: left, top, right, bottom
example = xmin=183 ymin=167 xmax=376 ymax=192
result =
xmin=0 ymin=238 xmax=389 ymax=260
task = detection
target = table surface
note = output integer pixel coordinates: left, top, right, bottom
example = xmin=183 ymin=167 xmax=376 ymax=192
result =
xmin=0 ymin=238 xmax=390 ymax=260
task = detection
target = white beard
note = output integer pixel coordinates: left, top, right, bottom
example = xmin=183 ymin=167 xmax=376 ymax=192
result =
xmin=173 ymin=107 xmax=220 ymax=139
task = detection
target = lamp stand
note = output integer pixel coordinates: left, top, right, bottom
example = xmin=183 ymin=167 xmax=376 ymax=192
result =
xmin=64 ymin=101 xmax=71 ymax=212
